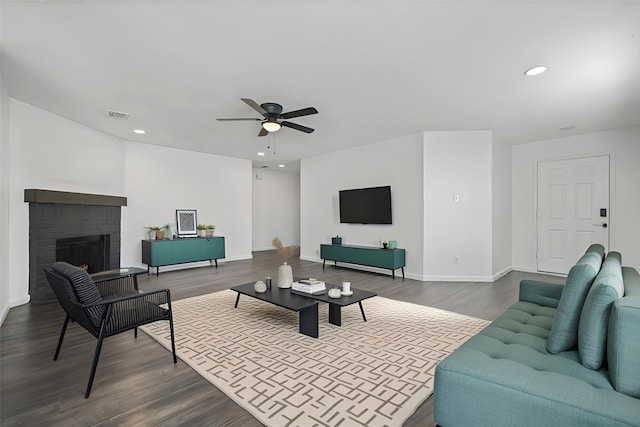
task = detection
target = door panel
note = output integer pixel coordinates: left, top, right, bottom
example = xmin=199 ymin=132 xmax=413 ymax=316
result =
xmin=537 ymin=156 xmax=609 ymax=274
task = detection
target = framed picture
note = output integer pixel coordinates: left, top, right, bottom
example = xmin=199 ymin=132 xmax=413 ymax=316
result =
xmin=176 ymin=209 xmax=198 ymax=237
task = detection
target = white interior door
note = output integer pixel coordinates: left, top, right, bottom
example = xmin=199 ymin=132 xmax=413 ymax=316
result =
xmin=537 ymin=156 xmax=610 ymax=274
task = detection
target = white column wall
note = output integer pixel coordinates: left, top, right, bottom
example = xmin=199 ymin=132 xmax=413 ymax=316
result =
xmin=492 ymin=137 xmax=513 ymax=278
xmin=0 ymin=49 xmax=11 ymax=323
xmin=252 ymin=168 xmax=300 ymax=251
xmin=512 ymin=126 xmax=640 ymax=271
xmin=423 ymin=131 xmax=494 ymax=281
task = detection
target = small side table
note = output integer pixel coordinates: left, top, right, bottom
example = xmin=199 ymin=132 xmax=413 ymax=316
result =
xmin=91 ymin=267 xmax=147 ymax=292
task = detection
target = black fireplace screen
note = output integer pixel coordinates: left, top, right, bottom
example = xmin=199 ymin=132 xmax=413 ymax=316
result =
xmin=56 ymin=235 xmax=110 ymax=274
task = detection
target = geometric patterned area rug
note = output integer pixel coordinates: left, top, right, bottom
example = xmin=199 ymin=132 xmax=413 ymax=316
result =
xmin=140 ymin=289 xmax=489 ymax=427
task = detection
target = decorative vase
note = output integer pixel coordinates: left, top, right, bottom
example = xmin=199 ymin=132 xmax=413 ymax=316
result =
xmin=198 ymin=229 xmax=207 ymax=237
xmin=388 ymin=240 xmax=397 ymax=249
xmin=206 ymin=229 xmax=214 ymax=237
xmin=277 ymin=262 xmax=293 ymax=288
xmin=156 ymin=231 xmax=164 ymax=240
xmin=254 ymin=281 xmax=267 ymax=293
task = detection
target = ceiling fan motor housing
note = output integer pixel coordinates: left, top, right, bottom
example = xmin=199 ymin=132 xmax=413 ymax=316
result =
xmin=260 ymin=103 xmax=283 ymax=116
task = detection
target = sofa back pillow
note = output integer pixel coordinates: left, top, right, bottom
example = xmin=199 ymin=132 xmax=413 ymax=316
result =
xmin=546 ymin=249 xmax=603 ymax=353
xmin=607 ymin=266 xmax=640 ymax=397
xmin=584 ymin=242 xmax=605 ymax=260
xmin=578 ymin=252 xmax=624 ymax=369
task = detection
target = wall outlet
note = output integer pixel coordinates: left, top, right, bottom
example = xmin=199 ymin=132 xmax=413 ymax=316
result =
xmin=453 ymin=256 xmax=459 ymax=264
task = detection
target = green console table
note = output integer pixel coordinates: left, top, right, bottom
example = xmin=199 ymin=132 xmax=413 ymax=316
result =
xmin=142 ymin=236 xmax=225 ymax=276
xmin=320 ymin=243 xmax=405 ymax=279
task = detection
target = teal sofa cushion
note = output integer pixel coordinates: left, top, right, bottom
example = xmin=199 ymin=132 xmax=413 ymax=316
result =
xmin=578 ymin=252 xmax=624 ymax=369
xmin=547 ymin=249 xmax=603 ymax=353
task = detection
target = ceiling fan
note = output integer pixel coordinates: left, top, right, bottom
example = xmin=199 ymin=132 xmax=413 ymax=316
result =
xmin=217 ymin=98 xmax=318 ymax=136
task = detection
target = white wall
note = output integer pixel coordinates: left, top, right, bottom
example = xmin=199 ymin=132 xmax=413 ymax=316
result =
xmin=0 ymin=43 xmax=11 ymax=323
xmin=122 ymin=142 xmax=253 ymax=270
xmin=512 ymin=126 xmax=640 ymax=271
xmin=423 ymin=131 xmax=494 ymax=281
xmin=300 ymin=133 xmax=425 ymax=280
xmin=7 ymin=99 xmax=127 ymax=307
xmin=5 ymin=99 xmax=253 ymax=307
xmin=252 ymin=168 xmax=300 ymax=251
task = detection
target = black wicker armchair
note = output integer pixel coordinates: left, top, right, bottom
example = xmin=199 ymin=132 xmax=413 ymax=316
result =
xmin=44 ymin=262 xmax=177 ymax=398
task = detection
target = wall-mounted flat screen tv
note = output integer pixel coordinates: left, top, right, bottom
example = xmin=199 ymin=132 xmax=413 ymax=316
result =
xmin=339 ymin=186 xmax=392 ymax=224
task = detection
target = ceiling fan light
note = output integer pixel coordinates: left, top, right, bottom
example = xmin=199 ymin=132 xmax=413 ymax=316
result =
xmin=262 ymin=121 xmax=281 ymax=132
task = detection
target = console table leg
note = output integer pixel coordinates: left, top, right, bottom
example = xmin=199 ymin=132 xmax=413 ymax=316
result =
xmin=358 ymin=301 xmax=367 ymax=322
xmin=234 ymin=292 xmax=240 ymax=308
xmin=402 ymin=267 xmax=405 ymax=280
xmin=214 ymin=259 xmax=218 ymax=268
xmin=392 ymin=269 xmax=395 ymax=279
xmin=322 ymin=259 xmax=326 ymax=269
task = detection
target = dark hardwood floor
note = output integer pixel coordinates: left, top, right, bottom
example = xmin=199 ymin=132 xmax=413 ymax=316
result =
xmin=0 ymin=251 xmax=564 ymax=426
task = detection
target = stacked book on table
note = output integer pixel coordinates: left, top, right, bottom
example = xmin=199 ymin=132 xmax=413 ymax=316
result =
xmin=291 ymin=279 xmax=326 ymax=295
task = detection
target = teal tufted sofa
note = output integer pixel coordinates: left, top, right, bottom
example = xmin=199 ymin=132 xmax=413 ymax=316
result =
xmin=434 ymin=245 xmax=640 ymax=427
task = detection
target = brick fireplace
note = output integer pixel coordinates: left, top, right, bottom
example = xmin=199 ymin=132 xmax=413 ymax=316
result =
xmin=25 ymin=189 xmax=127 ymax=304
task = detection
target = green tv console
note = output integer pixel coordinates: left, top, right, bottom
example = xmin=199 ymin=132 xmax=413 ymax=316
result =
xmin=142 ymin=236 xmax=225 ymax=276
xmin=320 ymin=243 xmax=405 ymax=279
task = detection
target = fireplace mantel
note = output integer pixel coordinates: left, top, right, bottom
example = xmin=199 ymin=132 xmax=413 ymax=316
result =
xmin=24 ymin=189 xmax=127 ymax=207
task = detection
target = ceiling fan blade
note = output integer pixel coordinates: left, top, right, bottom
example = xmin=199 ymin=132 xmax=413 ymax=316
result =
xmin=281 ymin=121 xmax=315 ymax=134
xmin=241 ymin=98 xmax=268 ymax=116
xmin=216 ymin=118 xmax=261 ymax=121
xmin=258 ymin=127 xmax=269 ymax=137
xmin=281 ymin=107 xmax=318 ymax=119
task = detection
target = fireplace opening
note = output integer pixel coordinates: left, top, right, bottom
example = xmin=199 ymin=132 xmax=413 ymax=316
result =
xmin=56 ymin=235 xmax=110 ymax=274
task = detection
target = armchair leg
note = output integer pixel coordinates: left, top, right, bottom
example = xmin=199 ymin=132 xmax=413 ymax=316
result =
xmin=168 ymin=300 xmax=177 ymax=364
xmin=54 ymin=315 xmax=71 ymax=361
xmin=169 ymin=317 xmax=177 ymax=364
xmin=85 ymin=324 xmax=107 ymax=398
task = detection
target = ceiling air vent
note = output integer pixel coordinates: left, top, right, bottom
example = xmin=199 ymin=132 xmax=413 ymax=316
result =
xmin=106 ymin=109 xmax=130 ymax=120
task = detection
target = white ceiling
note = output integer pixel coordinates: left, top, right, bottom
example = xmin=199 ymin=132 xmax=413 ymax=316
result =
xmin=2 ymin=1 xmax=639 ymax=170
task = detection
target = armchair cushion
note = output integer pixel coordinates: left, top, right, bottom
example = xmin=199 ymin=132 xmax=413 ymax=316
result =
xmin=546 ymin=250 xmax=603 ymax=353
xmin=52 ymin=262 xmax=105 ymax=320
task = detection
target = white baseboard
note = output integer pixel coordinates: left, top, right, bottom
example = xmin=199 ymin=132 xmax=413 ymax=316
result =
xmin=0 ymin=294 xmax=30 ymax=327
xmin=302 ymin=256 xmax=515 ymax=283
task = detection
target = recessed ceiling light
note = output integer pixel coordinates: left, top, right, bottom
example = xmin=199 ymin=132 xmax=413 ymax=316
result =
xmin=524 ymin=65 xmax=548 ymax=76
xmin=133 ymin=129 xmax=146 ymax=134
xmin=278 ymin=164 xmax=285 ymax=168
xmin=257 ymin=152 xmax=265 ymax=156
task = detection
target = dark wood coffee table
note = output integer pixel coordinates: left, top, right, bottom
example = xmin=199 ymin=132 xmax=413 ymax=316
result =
xmin=292 ymin=285 xmax=377 ymax=326
xmin=231 ymin=283 xmax=320 ymax=338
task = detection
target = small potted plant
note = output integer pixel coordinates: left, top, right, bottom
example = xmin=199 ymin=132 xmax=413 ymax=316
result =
xmin=146 ymin=225 xmax=163 ymax=240
xmin=197 ymin=224 xmax=207 ymax=237
xmin=162 ymin=223 xmax=173 ymax=239
xmin=206 ymin=224 xmax=215 ymax=237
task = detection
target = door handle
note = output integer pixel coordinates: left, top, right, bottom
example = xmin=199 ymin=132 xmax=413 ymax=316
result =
xmin=593 ymin=223 xmax=608 ymax=228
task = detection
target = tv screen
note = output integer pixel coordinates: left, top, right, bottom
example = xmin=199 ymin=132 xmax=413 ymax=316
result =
xmin=339 ymin=186 xmax=392 ymax=224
